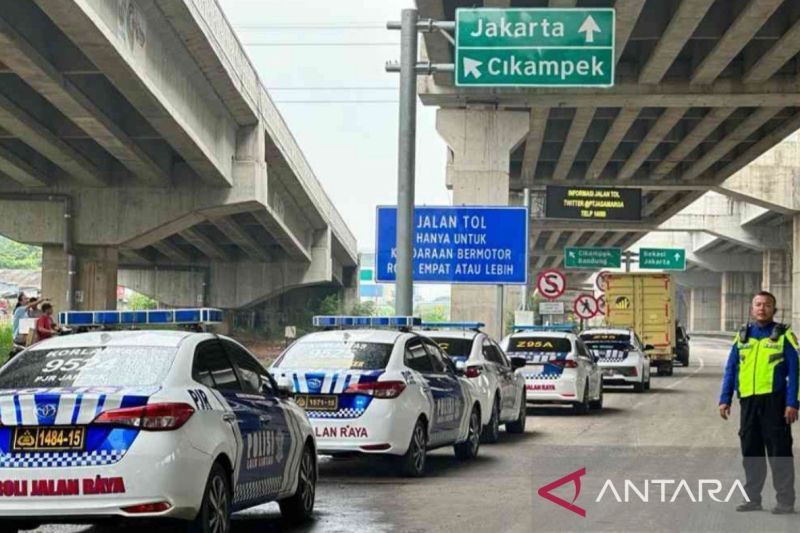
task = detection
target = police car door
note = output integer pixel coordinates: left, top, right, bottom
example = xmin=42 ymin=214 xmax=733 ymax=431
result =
xmin=423 ymin=338 xmax=465 ymax=445
xmin=575 ymin=338 xmax=599 ymax=397
xmin=222 ymin=339 xmax=290 ymax=504
xmin=486 ymin=340 xmax=516 ymax=419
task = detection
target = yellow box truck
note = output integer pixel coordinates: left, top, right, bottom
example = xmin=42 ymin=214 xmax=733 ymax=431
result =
xmin=604 ymin=272 xmax=675 ymax=376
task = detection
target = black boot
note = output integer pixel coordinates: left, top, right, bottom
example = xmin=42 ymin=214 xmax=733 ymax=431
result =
xmin=736 ymin=501 xmax=762 ymax=512
xmin=771 ymin=503 xmax=794 ymax=515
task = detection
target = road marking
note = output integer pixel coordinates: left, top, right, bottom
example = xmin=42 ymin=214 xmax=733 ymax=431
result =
xmin=631 ymin=356 xmax=705 ymax=410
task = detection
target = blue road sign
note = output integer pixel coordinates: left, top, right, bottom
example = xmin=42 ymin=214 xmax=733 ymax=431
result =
xmin=375 ymin=206 xmax=528 ymax=285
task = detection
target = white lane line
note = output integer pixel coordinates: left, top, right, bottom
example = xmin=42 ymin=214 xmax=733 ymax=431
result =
xmin=631 ymin=356 xmax=705 ymax=410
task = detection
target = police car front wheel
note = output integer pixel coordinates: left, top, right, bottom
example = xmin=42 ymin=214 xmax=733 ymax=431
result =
xmin=279 ymin=443 xmax=317 ymax=522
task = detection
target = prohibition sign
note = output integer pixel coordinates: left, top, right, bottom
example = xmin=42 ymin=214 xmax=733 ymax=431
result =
xmin=596 ymin=271 xmax=611 ymax=292
xmin=536 ymin=269 xmax=566 ymax=300
xmin=596 ymin=295 xmax=607 ymax=316
xmin=574 ymin=294 xmax=599 ymax=320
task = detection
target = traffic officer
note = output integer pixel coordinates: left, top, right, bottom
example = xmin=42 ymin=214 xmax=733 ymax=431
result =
xmin=719 ymin=290 xmax=799 ymax=514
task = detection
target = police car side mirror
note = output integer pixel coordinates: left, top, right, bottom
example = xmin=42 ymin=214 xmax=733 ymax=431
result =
xmin=644 ymin=344 xmax=655 ymax=351
xmin=455 ymin=360 xmax=467 ymax=375
xmin=510 ymin=357 xmax=526 ymax=370
xmin=273 ymin=375 xmax=293 ymax=399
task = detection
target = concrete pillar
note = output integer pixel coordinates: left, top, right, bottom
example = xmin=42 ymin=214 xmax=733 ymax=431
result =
xmin=436 ymin=108 xmax=529 ymax=339
xmin=762 ymin=248 xmax=793 ymax=323
xmin=689 ymin=286 xmax=722 ymax=332
xmin=793 ymin=214 xmax=800 ymax=332
xmin=720 ymin=271 xmax=762 ymax=331
xmin=42 ymin=245 xmax=118 ymax=313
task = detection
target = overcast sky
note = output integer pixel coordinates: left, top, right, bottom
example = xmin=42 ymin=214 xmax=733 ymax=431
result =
xmin=218 ymin=0 xmax=450 ymax=253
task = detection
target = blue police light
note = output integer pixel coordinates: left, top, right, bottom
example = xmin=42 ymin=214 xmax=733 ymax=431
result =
xmin=420 ymin=321 xmax=485 ymax=330
xmin=514 ymin=324 xmax=576 ymax=333
xmin=312 ymin=316 xmax=421 ymax=328
xmin=58 ymin=308 xmax=223 ymax=327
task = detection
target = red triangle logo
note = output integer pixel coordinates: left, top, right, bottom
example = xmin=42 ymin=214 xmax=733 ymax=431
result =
xmin=537 ymin=467 xmax=587 ymax=517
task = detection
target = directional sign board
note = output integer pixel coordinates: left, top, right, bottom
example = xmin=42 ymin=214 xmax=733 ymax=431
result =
xmin=536 ymin=269 xmax=566 ymax=300
xmin=455 ymin=8 xmax=615 ymax=87
xmin=639 ymin=248 xmax=686 ymax=271
xmin=573 ymin=294 xmax=599 ymax=319
xmin=564 ymin=247 xmax=621 ymax=269
xmin=375 ymin=206 xmax=528 ymax=284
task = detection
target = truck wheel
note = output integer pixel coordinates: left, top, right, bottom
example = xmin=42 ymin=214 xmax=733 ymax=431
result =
xmin=666 ymin=362 xmax=674 ymax=376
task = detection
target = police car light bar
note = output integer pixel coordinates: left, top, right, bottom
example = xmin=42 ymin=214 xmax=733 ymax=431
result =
xmin=420 ymin=321 xmax=485 ymax=330
xmin=58 ymin=308 xmax=224 ymax=327
xmin=513 ymin=324 xmax=576 ymax=332
xmin=312 ymin=316 xmax=421 ymax=328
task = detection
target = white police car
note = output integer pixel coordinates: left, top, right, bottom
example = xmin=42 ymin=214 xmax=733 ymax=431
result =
xmin=420 ymin=322 xmax=527 ymax=442
xmin=580 ymin=328 xmax=652 ymax=392
xmin=270 ymin=316 xmax=483 ymax=477
xmin=500 ymin=325 xmax=603 ymax=414
xmin=0 ymin=309 xmax=316 ymax=533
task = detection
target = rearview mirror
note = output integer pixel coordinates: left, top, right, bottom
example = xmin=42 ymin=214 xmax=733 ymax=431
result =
xmin=273 ymin=375 xmax=294 ymax=399
xmin=510 ymin=357 xmax=526 ymax=370
xmin=455 ymin=360 xmax=467 ymax=375
xmin=644 ymin=344 xmax=655 ymax=351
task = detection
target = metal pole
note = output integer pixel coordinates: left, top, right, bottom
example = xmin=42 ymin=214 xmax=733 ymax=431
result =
xmin=497 ymin=285 xmax=504 ymax=337
xmin=521 ymin=187 xmax=530 ymax=311
xmin=624 ymin=251 xmax=632 ymax=272
xmin=395 ymin=8 xmax=418 ymax=316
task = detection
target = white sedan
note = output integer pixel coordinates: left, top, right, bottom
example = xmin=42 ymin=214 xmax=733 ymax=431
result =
xmin=579 ymin=328 xmax=652 ymax=392
xmin=420 ymin=323 xmax=527 ymax=442
xmin=0 ymin=314 xmax=316 ymax=532
xmin=270 ymin=316 xmax=483 ymax=477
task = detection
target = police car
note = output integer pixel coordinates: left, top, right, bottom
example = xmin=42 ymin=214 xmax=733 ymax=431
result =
xmin=270 ymin=316 xmax=483 ymax=477
xmin=0 ymin=309 xmax=316 ymax=533
xmin=500 ymin=325 xmax=603 ymax=414
xmin=419 ymin=322 xmax=527 ymax=442
xmin=580 ymin=328 xmax=652 ymax=392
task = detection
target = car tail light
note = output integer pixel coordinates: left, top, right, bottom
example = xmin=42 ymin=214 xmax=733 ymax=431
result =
xmin=629 ymin=367 xmax=638 ymax=377
xmin=93 ymin=403 xmax=195 ymax=431
xmin=346 ymin=381 xmax=406 ymax=399
xmin=465 ymin=366 xmax=482 ymax=378
xmin=549 ymin=359 xmax=578 ymax=369
xmin=121 ymin=502 xmax=172 ymax=514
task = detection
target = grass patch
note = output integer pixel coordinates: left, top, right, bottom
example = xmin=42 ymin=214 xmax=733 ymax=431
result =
xmin=0 ymin=323 xmax=11 ymax=366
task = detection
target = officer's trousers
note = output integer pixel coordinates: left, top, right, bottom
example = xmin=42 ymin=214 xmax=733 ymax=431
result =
xmin=739 ymin=392 xmax=795 ymax=506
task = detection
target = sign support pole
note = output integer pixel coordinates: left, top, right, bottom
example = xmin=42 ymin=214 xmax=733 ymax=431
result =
xmin=624 ymin=251 xmax=632 ymax=272
xmin=521 ymin=187 xmax=530 ymax=311
xmin=497 ymin=285 xmax=504 ymax=337
xmin=394 ymin=8 xmax=418 ymax=316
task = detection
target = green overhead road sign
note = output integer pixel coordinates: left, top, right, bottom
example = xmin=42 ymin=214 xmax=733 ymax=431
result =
xmin=639 ymin=248 xmax=686 ymax=271
xmin=564 ymin=247 xmax=621 ymax=269
xmin=455 ymin=8 xmax=615 ymax=87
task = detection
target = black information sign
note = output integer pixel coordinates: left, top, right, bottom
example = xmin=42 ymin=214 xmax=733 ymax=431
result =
xmin=545 ymin=186 xmax=641 ymax=221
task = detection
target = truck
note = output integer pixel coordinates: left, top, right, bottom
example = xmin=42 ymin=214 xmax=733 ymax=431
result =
xmin=603 ymin=272 xmax=675 ymax=376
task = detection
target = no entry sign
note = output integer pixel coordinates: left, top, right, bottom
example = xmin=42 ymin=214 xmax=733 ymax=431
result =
xmin=536 ymin=269 xmax=566 ymax=300
xmin=574 ymin=293 xmax=599 ymax=319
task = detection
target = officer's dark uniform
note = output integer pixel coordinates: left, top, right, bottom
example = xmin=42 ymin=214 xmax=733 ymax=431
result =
xmin=720 ymin=321 xmax=799 ymax=507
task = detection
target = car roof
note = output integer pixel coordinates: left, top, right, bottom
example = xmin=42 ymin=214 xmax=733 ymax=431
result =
xmin=28 ymin=330 xmax=199 ymax=350
xmin=294 ymin=329 xmax=406 ymax=344
xmin=508 ymin=331 xmax=575 ymax=339
xmin=580 ymin=328 xmax=632 ymax=336
xmin=418 ymin=329 xmax=480 ymax=341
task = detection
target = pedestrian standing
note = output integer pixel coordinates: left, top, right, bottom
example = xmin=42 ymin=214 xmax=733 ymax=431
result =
xmin=719 ymin=290 xmax=798 ymax=514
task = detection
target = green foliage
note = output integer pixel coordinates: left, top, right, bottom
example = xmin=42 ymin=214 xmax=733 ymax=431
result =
xmin=0 ymin=236 xmax=41 ymax=270
xmin=416 ymin=304 xmax=449 ymax=323
xmin=349 ymin=300 xmax=376 ymax=317
xmin=128 ymin=292 xmax=157 ymax=310
xmin=318 ymin=294 xmax=342 ymax=315
xmin=0 ymin=323 xmax=11 ymax=365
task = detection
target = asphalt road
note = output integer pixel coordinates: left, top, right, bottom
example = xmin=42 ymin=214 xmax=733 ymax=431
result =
xmin=33 ymin=337 xmax=800 ymax=532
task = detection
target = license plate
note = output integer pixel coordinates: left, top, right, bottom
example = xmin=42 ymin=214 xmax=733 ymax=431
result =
xmin=294 ymin=395 xmax=338 ymax=411
xmin=12 ymin=426 xmax=86 ymax=452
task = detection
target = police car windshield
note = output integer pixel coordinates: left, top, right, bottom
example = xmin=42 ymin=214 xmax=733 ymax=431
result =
xmin=506 ymin=336 xmax=572 ymax=355
xmin=429 ymin=337 xmax=473 ymax=359
xmin=581 ymin=333 xmax=631 ymax=351
xmin=0 ymin=346 xmax=178 ymax=389
xmin=276 ymin=340 xmax=393 ymax=370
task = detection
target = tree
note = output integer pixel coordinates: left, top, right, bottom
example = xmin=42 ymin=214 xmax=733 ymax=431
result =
xmin=128 ymin=292 xmax=157 ymax=310
xmin=0 ymin=236 xmax=41 ymax=269
xmin=317 ymin=294 xmax=342 ymax=315
xmin=349 ymin=300 xmax=376 ymax=316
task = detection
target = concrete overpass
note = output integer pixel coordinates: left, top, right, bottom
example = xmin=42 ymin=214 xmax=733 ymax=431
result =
xmin=0 ymin=0 xmax=358 ymax=317
xmin=416 ymin=0 xmax=800 ymax=336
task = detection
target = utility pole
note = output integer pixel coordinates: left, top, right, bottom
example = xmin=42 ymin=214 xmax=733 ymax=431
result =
xmin=387 ymin=13 xmax=454 ymax=315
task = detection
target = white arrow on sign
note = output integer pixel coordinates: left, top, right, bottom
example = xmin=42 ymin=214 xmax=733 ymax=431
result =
xmin=463 ymin=57 xmax=483 ymax=79
xmin=674 ymin=252 xmax=682 ymax=261
xmin=568 ymin=250 xmax=576 ymax=258
xmin=578 ymin=15 xmax=601 ymax=43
